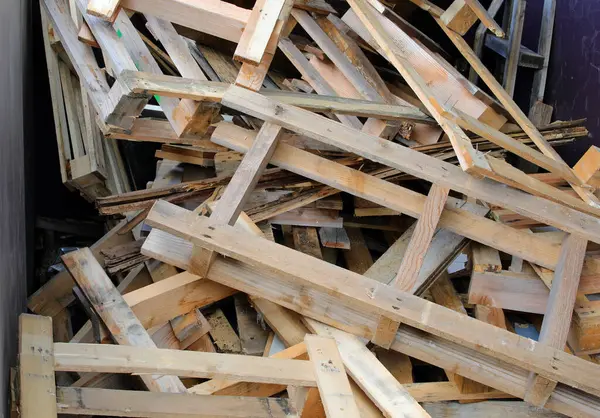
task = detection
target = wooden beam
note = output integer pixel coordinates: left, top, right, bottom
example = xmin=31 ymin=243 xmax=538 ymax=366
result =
xmin=143 ymin=200 xmax=600 ymax=398
xmin=140 ymin=227 xmax=600 ymax=417
xmin=305 ymin=334 xmax=361 ymax=418
xmin=524 ymin=234 xmax=587 ymax=406
xmin=54 ymin=343 xmax=317 ymax=385
xmin=56 ymin=387 xmax=297 ymax=417
xmin=62 ymin=248 xmax=186 ymax=392
xmin=211 ymin=122 xmax=561 ymax=269
xmin=372 ymin=184 xmax=449 ymax=348
xmin=19 ymin=314 xmax=57 ymax=418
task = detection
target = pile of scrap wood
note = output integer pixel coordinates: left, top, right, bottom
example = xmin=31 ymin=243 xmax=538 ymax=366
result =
xmin=18 ymin=0 xmax=600 ymax=416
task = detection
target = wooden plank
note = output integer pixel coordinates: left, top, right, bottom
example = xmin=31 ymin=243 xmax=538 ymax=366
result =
xmin=234 ymin=0 xmax=286 ymax=65
xmin=211 ymin=122 xmax=561 ymax=269
xmin=19 ymin=314 xmax=57 ymax=418
xmin=392 ymin=184 xmax=450 ymax=291
xmin=211 ymin=122 xmax=282 ymax=226
xmin=141 ymin=228 xmax=600 ymax=417
xmin=62 ymin=248 xmax=186 ymax=392
xmin=54 ymin=342 xmax=317 ymax=385
xmin=74 ymin=0 xmax=134 ymax=76
xmin=218 ymin=86 xmax=600 ymax=244
xmin=363 ymin=205 xmax=482 ymax=292
xmin=56 ymin=387 xmax=297 ymax=417
xmin=293 ymin=9 xmax=396 ymax=138
xmin=305 ymin=320 xmax=430 ymax=418
xmin=372 ymin=184 xmax=449 ymax=348
xmin=293 ymin=9 xmax=381 ymax=102
xmin=143 ymin=200 xmax=600 ymax=398
xmin=406 ymin=382 xmax=512 ymax=402
xmin=503 ymin=0 xmax=526 ymax=97
xmin=305 ymin=334 xmax=361 ymax=418
xmin=524 ymin=234 xmax=587 ymax=406
xmin=120 ymin=0 xmax=249 ymax=43
xmin=28 ymin=220 xmax=133 ymax=317
xmin=471 ymin=243 xmax=502 ymax=273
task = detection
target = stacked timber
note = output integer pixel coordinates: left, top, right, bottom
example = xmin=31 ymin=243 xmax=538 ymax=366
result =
xmin=18 ymin=0 xmax=600 ymax=417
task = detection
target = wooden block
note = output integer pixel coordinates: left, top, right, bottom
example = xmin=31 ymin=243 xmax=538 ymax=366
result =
xmin=19 ymin=314 xmax=58 ymax=418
